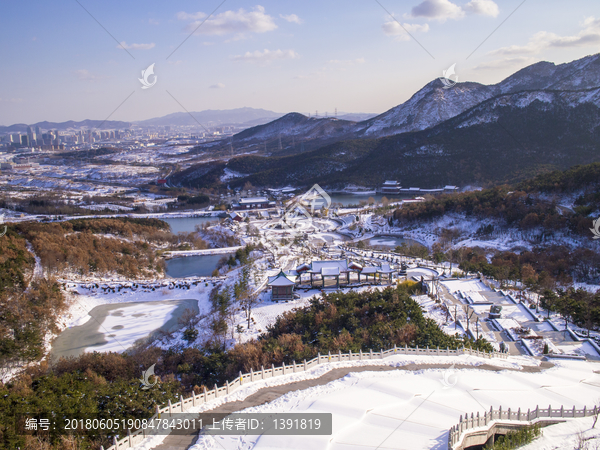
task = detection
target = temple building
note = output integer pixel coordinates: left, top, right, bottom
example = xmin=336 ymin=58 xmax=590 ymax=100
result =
xmin=267 ymin=270 xmax=297 ymax=301
xmin=294 ymin=259 xmax=398 ymax=288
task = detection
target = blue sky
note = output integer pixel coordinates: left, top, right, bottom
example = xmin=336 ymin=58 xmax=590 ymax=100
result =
xmin=1 ymin=0 xmax=599 ymax=125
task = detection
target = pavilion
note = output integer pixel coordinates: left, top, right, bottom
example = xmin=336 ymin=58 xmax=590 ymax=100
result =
xmin=295 ymin=259 xmax=397 ymax=288
xmin=267 ymin=270 xmax=297 ymax=301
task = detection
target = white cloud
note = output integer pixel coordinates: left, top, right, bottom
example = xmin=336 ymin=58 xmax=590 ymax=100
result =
xmin=0 ymin=97 xmax=23 ymax=103
xmin=74 ymin=69 xmax=106 ymax=81
xmin=472 ymin=56 xmax=536 ymax=71
xmin=231 ymin=48 xmax=298 ymax=64
xmin=148 ymin=19 xmax=159 ymax=25
xmin=410 ymin=0 xmax=464 ymax=21
xmin=463 ymin=0 xmax=499 ymax=17
xmin=178 ymin=6 xmax=276 ymax=37
xmin=117 ymin=41 xmax=155 ymax=50
xmin=382 ymin=20 xmax=429 ymax=40
xmin=407 ymin=0 xmax=499 ymax=21
xmin=475 ymin=17 xmax=600 ymax=72
xmin=489 ymin=16 xmax=600 ymax=57
xmin=280 ymin=13 xmax=303 ymax=24
xmin=328 ymin=58 xmax=366 ymax=64
xmin=209 ymin=83 xmax=225 ymax=89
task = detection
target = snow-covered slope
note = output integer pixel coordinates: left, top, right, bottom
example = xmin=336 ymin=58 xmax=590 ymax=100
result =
xmin=356 ymin=80 xmax=495 ymax=137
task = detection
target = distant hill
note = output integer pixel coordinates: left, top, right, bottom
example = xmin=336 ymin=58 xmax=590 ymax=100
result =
xmin=0 ymin=119 xmax=132 ymax=133
xmin=135 ymin=107 xmax=284 ymax=127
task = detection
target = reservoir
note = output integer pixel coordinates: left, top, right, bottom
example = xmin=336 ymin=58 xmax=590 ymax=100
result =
xmin=165 ymin=254 xmax=231 ymax=278
xmin=328 ymin=193 xmax=413 ymax=207
xmin=50 ymin=299 xmax=199 ymax=360
xmin=163 ymin=216 xmax=220 ymax=234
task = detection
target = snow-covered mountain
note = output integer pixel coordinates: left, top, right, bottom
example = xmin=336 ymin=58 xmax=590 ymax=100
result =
xmin=233 ymin=112 xmax=357 ymax=143
xmin=228 ymin=54 xmax=600 ymax=146
xmin=357 ymin=53 xmax=600 ymax=137
xmin=356 ymin=80 xmax=495 ymax=137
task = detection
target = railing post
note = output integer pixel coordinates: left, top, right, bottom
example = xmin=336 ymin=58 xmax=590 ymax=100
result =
xmin=370 ymin=349 xmax=373 ymax=359
xmin=272 ymin=364 xmax=275 ymax=376
xmin=282 ymin=362 xmax=286 ymax=375
xmin=572 ymin=406 xmax=576 ymax=418
xmin=250 ymin=367 xmax=254 ymax=382
xmin=261 ymin=365 xmax=265 ymax=379
xmin=380 ymin=349 xmax=384 ymax=359
xmin=549 ymin=404 xmax=552 ymax=418
xmin=239 ymin=371 xmax=243 ymax=385
xmin=128 ymin=428 xmax=132 ymax=446
xmin=560 ymin=405 xmax=564 ymax=418
xmin=527 ymin=408 xmax=530 ymax=421
xmin=214 ymin=384 xmax=218 ymax=398
xmin=349 ymin=350 xmax=352 ymax=361
xmin=394 ymin=344 xmax=397 ymax=354
xmin=517 ymin=407 xmax=521 ymax=420
xmin=293 ymin=360 xmax=296 ymax=373
xmin=192 ymin=391 xmax=196 ymax=407
xmin=203 ymin=386 xmax=207 ymax=403
xmin=303 ymin=359 xmax=307 ymax=371
xmin=405 ymin=344 xmax=408 ymax=354
xmin=359 ymin=349 xmax=363 ymax=360
xmin=318 ymin=352 xmax=321 ymax=364
xmin=436 ymin=346 xmax=440 ymax=356
xmin=339 ymin=350 xmax=342 ymax=362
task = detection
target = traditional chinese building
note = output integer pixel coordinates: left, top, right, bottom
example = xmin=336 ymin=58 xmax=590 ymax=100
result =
xmin=294 ymin=259 xmax=397 ymax=288
xmin=267 ymin=270 xmax=297 ymax=301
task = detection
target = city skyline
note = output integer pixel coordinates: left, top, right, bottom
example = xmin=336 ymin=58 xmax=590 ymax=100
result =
xmin=1 ymin=0 xmax=599 ymax=125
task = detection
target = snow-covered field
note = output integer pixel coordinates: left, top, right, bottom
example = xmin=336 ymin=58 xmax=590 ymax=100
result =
xmin=184 ymin=358 xmax=600 ymax=450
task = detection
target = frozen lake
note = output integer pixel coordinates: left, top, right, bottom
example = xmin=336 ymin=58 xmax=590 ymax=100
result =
xmin=50 ymin=299 xmax=198 ymax=360
xmin=364 ymin=235 xmax=424 ymax=248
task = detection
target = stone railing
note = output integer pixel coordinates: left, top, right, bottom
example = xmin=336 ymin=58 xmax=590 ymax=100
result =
xmin=448 ymin=404 xmax=599 ymax=450
xmin=104 ymin=345 xmax=506 ymax=450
